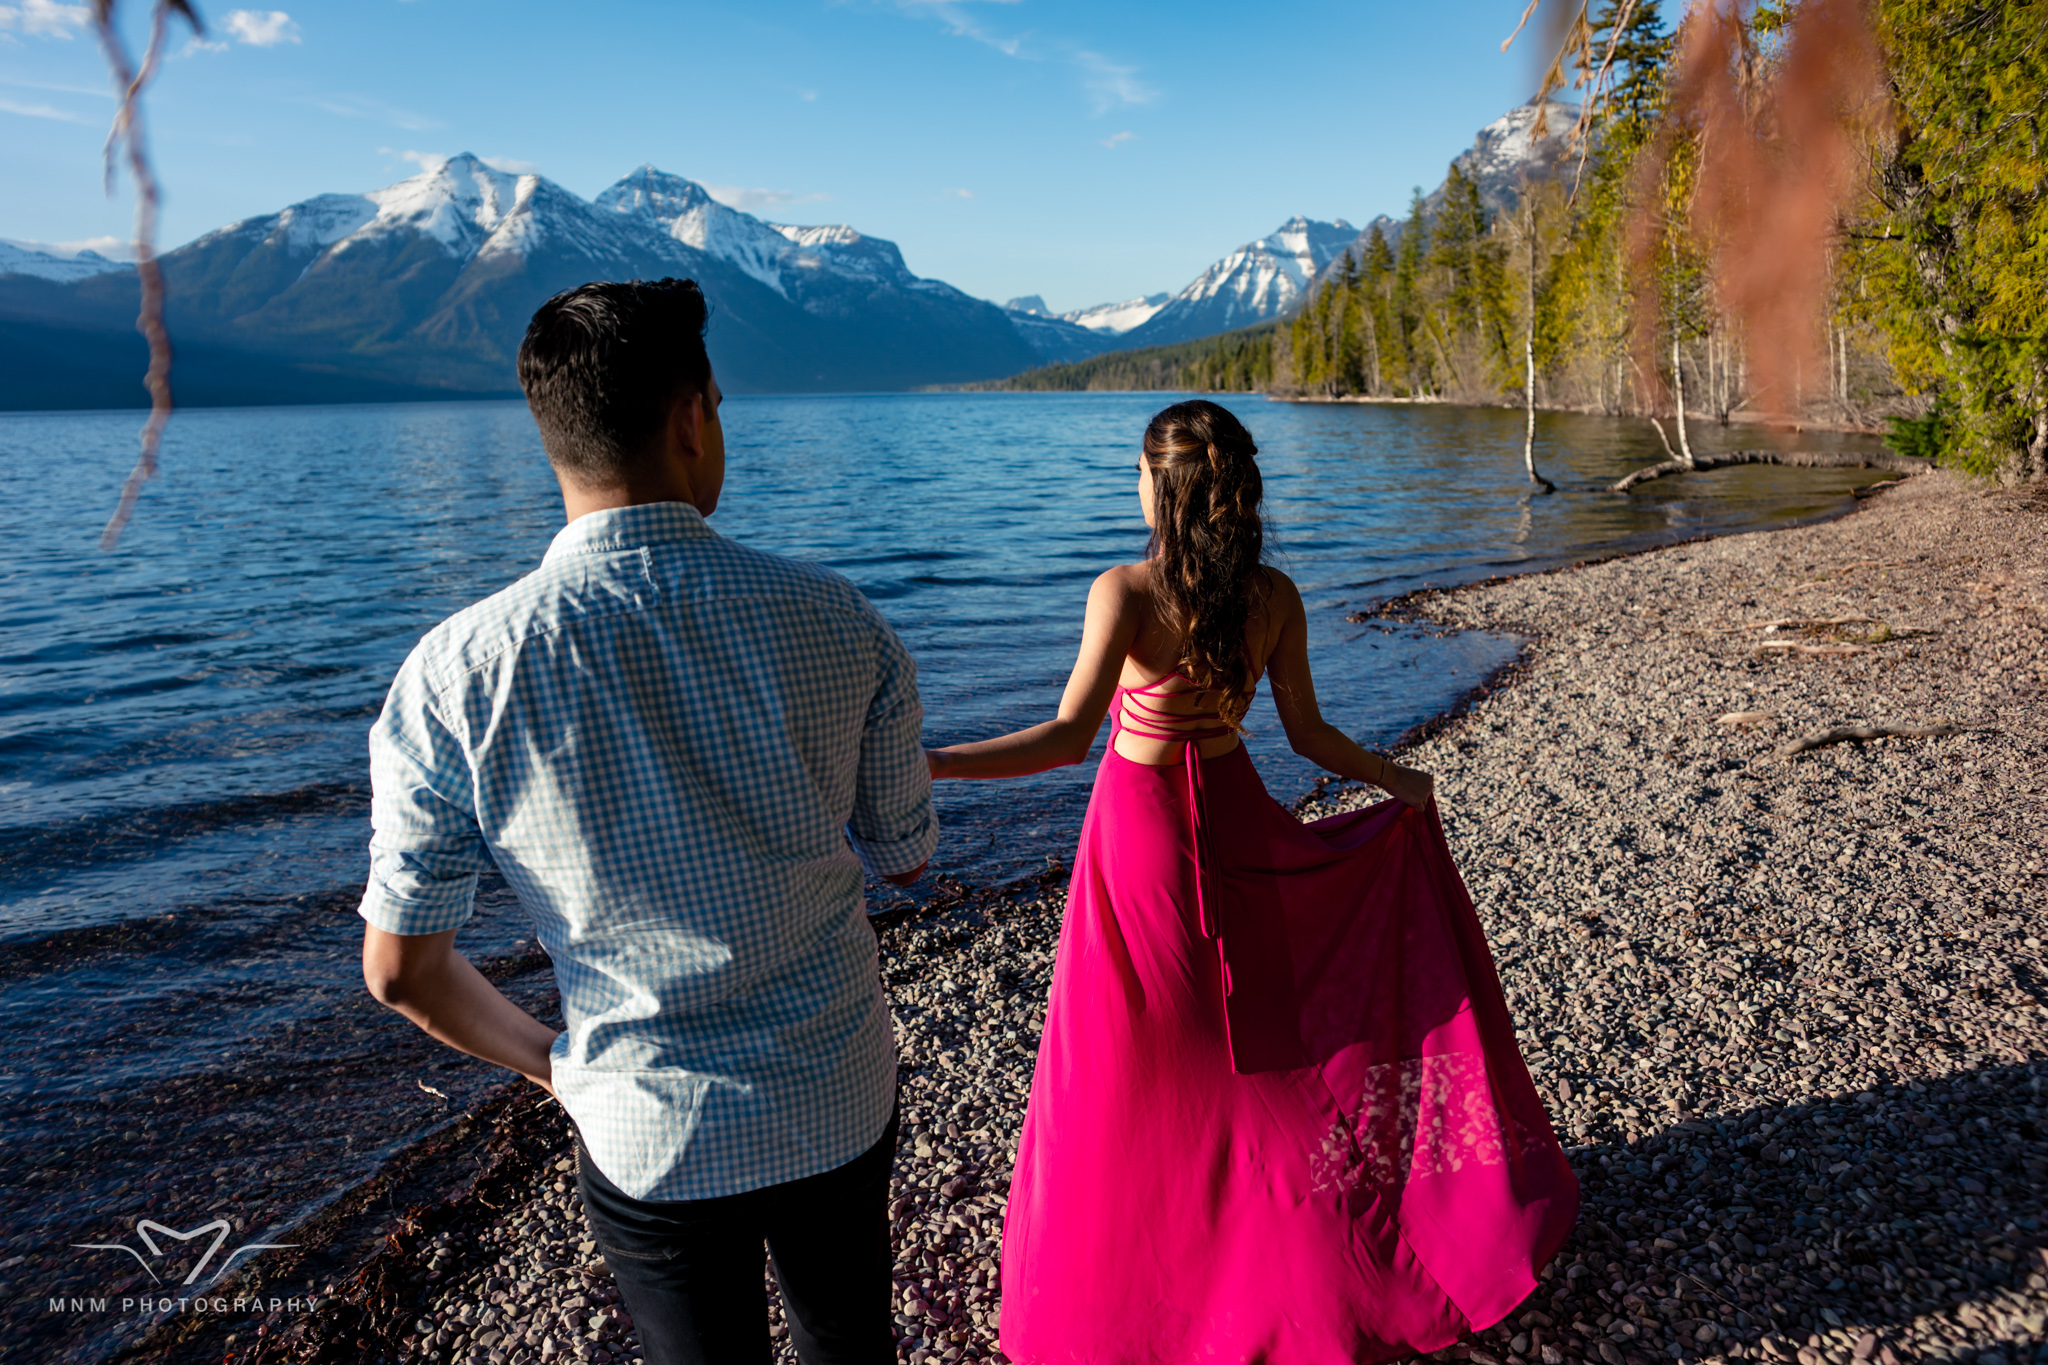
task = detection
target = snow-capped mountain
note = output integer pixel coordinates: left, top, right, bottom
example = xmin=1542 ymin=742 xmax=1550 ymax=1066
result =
xmin=0 ymin=239 xmax=131 ymax=284
xmin=1451 ymin=97 xmax=1582 ymax=213
xmin=1004 ymin=291 xmax=1171 ymax=336
xmin=1305 ymin=98 xmax=1583 ymax=296
xmin=1062 ymin=293 xmax=1170 ymax=334
xmin=0 ymin=154 xmax=1041 ymax=404
xmin=1117 ymin=216 xmax=1356 ymax=349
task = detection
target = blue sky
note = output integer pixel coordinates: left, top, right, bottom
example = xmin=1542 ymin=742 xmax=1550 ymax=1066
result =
xmin=2 ymin=0 xmax=1541 ymax=312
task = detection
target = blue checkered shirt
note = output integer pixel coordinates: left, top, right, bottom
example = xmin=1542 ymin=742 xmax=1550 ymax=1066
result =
xmin=359 ymin=501 xmax=935 ymax=1200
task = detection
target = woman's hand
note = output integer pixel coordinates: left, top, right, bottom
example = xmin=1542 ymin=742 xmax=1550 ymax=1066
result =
xmin=1381 ymin=760 xmax=1435 ymax=812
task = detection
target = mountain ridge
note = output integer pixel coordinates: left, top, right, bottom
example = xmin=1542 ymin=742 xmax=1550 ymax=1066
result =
xmin=0 ymin=102 xmax=1582 ymax=408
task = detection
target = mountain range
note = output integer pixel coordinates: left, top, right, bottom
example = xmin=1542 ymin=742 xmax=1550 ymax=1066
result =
xmin=0 ymin=100 xmax=1577 ymax=407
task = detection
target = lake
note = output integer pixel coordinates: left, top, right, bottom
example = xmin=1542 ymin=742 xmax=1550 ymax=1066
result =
xmin=0 ymin=391 xmax=1888 ymax=1358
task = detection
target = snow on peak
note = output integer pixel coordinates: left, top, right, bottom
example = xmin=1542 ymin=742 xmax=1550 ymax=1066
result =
xmin=362 ymin=152 xmax=530 ymax=253
xmin=0 ymin=238 xmax=134 ymax=282
xmin=1005 ymin=294 xmax=1051 ymax=315
xmin=592 ymin=166 xmax=912 ymax=295
xmin=1175 ymin=216 xmax=1355 ymax=316
xmin=1454 ymin=99 xmax=1581 ymax=201
xmin=1062 ymin=292 xmax=1169 ymax=334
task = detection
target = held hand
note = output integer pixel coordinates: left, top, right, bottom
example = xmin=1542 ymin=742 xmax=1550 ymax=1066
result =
xmin=925 ymin=748 xmax=949 ymax=780
xmin=1382 ymin=762 xmax=1435 ymax=812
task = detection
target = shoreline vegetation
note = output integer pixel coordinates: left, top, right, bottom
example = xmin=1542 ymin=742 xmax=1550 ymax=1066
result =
xmin=156 ymin=469 xmax=2048 ymax=1365
xmin=949 ymin=0 xmax=2048 ymax=488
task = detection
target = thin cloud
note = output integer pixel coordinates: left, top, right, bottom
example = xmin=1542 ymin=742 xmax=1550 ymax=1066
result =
xmin=1100 ymin=130 xmax=1136 ymax=149
xmin=221 ymin=9 xmax=301 ymax=46
xmin=0 ymin=93 xmax=89 ymax=121
xmin=481 ymin=156 xmax=538 ymax=175
xmin=1073 ymin=49 xmax=1155 ymax=115
xmin=0 ymin=1 xmax=90 ymax=39
xmin=313 ymin=94 xmax=439 ymax=131
xmin=938 ymin=187 xmax=974 ymax=199
xmin=891 ymin=0 xmax=1026 ymax=58
xmin=798 ymin=89 xmax=818 ymax=102
xmin=0 ymin=75 xmax=111 ymax=98
xmin=878 ymin=3 xmax=1156 ymax=116
xmin=379 ymin=147 xmax=447 ymax=173
xmin=706 ymin=185 xmax=831 ymax=214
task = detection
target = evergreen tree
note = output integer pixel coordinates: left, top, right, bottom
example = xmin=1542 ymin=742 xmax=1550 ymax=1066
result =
xmin=1859 ymin=0 xmax=2048 ymax=481
xmin=1593 ymin=0 xmax=1675 ymax=150
xmin=1392 ymin=190 xmax=1430 ymax=394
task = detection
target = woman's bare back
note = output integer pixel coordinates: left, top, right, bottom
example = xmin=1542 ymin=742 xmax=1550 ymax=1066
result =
xmin=1110 ymin=564 xmax=1285 ymax=766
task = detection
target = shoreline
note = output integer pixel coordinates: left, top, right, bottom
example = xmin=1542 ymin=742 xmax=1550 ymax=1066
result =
xmin=157 ymin=471 xmax=2045 ymax=1365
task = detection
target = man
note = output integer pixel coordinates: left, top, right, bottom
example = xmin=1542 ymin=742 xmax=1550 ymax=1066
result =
xmin=358 ymin=277 xmax=933 ymax=1364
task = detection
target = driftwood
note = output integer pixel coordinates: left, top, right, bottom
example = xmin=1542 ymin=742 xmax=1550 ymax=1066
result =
xmin=1753 ymin=641 xmax=1868 ymax=656
xmin=1775 ymin=722 xmax=1967 ymax=759
xmin=1610 ymin=449 xmax=1934 ymax=493
xmin=1741 ymin=613 xmax=1875 ymax=631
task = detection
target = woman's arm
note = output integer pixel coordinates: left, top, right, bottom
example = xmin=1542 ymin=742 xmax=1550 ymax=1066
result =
xmin=928 ymin=567 xmax=1141 ymax=780
xmin=1263 ymin=571 xmax=1436 ymax=811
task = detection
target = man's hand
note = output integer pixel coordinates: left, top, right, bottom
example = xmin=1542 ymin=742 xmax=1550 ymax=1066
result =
xmin=362 ymin=926 xmax=562 ymax=1095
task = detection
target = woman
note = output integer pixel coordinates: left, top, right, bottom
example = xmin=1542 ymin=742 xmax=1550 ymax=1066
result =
xmin=927 ymin=401 xmax=1577 ymax=1364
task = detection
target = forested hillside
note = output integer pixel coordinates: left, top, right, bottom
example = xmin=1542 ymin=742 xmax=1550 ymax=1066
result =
xmin=1276 ymin=0 xmax=2047 ymax=483
xmin=968 ymin=323 xmax=1278 ymax=393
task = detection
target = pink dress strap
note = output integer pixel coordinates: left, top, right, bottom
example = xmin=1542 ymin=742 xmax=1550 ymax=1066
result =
xmin=1111 ymin=674 xmax=1235 ymax=942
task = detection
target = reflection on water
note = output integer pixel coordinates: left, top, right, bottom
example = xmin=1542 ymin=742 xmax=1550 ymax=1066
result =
xmin=0 ymin=394 xmax=1888 ymax=1359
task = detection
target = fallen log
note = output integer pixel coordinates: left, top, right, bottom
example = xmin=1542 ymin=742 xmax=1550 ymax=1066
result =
xmin=1774 ymin=722 xmax=1968 ymax=759
xmin=1610 ymin=449 xmax=1934 ymax=493
xmin=1740 ymin=613 xmax=1876 ymax=632
xmin=1754 ymin=641 xmax=1868 ymax=656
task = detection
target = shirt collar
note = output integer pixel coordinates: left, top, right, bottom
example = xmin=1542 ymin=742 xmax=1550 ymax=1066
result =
xmin=543 ymin=501 xmax=715 ymax=565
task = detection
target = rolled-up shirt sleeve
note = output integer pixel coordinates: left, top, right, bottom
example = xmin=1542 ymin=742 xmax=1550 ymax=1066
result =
xmin=359 ymin=649 xmax=492 ymax=935
xmin=847 ymin=614 xmax=938 ymax=878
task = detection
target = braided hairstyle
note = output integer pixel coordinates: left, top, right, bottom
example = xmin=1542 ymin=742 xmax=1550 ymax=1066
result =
xmin=1142 ymin=400 xmax=1269 ymax=715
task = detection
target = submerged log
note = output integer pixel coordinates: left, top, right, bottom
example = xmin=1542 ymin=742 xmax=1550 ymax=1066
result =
xmin=1610 ymin=449 xmax=1934 ymax=492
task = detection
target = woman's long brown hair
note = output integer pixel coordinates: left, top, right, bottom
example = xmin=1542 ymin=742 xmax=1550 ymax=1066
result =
xmin=1143 ymin=400 xmax=1269 ymax=714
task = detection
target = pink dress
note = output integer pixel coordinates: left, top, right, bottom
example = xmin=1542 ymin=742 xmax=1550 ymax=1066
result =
xmin=998 ymin=677 xmax=1578 ymax=1364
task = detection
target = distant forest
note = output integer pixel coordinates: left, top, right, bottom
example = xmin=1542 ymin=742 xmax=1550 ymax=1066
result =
xmin=970 ymin=323 xmax=1278 ymax=394
xmin=983 ymin=0 xmax=2046 ymax=484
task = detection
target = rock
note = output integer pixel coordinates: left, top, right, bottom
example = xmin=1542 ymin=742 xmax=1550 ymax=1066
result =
xmin=1853 ymin=1335 xmax=1878 ymax=1361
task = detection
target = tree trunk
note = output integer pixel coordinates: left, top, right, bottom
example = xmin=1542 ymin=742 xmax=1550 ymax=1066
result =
xmin=1611 ymin=449 xmax=1934 ymax=492
xmin=1521 ymin=206 xmax=1553 ymax=493
xmin=1672 ymin=335 xmax=1695 ymax=468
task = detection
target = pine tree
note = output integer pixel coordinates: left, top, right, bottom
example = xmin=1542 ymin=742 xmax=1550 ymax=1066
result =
xmin=1859 ymin=0 xmax=2048 ymax=481
xmin=1392 ymin=190 xmax=1430 ymax=394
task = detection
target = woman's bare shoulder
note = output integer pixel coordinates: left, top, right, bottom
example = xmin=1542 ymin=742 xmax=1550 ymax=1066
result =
xmin=1091 ymin=561 xmax=1153 ymax=598
xmin=1257 ymin=565 xmax=1305 ymax=611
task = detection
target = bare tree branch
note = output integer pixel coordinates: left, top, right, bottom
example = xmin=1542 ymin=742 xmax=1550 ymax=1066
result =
xmin=91 ymin=0 xmax=202 ymax=551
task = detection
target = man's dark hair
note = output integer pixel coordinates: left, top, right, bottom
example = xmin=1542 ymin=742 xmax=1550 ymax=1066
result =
xmin=517 ymin=278 xmax=712 ymax=485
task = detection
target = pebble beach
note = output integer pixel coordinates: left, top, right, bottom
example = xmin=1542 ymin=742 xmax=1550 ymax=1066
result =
xmin=208 ymin=469 xmax=2045 ymax=1365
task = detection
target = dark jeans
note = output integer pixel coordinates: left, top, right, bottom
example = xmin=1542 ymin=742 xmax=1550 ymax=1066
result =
xmin=573 ymin=1105 xmax=899 ymax=1365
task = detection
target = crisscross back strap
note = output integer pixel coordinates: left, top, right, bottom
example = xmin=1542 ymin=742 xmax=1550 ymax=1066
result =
xmin=1114 ymin=674 xmax=1234 ymax=743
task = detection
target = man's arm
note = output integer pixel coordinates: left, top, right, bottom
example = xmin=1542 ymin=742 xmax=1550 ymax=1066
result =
xmin=362 ymin=927 xmax=559 ymax=1093
xmin=847 ymin=609 xmax=940 ymax=885
xmin=358 ymin=654 xmax=561 ymax=1091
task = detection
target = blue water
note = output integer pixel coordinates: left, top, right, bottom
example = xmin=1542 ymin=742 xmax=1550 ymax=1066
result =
xmin=0 ymin=393 xmax=1889 ymax=1356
